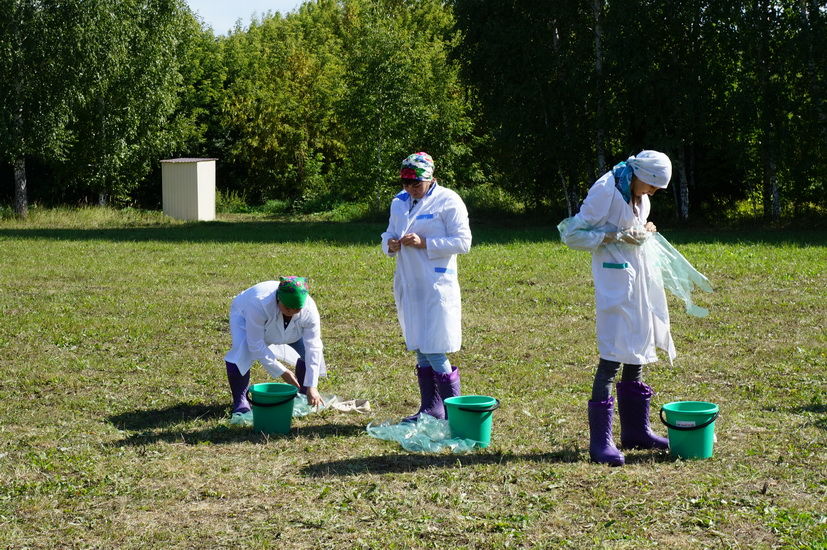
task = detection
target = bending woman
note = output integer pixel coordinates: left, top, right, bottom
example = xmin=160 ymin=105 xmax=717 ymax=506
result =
xmin=224 ymin=277 xmax=326 ymax=425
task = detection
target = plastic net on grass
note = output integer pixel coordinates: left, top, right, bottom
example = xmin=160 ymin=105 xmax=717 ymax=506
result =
xmin=366 ymin=414 xmax=480 ymax=453
xmin=229 ymin=392 xmax=370 ymax=428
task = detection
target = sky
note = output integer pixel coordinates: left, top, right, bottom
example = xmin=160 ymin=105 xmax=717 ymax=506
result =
xmin=185 ymin=0 xmax=305 ymax=35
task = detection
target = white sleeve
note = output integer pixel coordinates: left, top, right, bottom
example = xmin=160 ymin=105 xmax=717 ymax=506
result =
xmin=244 ymin=304 xmax=283 ymax=372
xmin=299 ymin=302 xmax=324 ymax=387
xmin=426 ymin=195 xmax=472 ymax=259
xmin=380 ymin=202 xmax=401 ymax=257
xmin=558 ymin=178 xmax=613 ymax=252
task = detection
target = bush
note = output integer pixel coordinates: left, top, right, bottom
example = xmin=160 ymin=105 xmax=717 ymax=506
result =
xmin=0 ymin=204 xmax=15 ymax=220
xmin=457 ymin=183 xmax=524 ymax=216
xmin=216 ymin=190 xmax=251 ymax=213
xmin=258 ymin=199 xmax=290 ymax=215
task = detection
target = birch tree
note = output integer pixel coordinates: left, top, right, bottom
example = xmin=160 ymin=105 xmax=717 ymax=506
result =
xmin=63 ymin=0 xmax=188 ymax=205
xmin=0 ymin=0 xmax=91 ymax=217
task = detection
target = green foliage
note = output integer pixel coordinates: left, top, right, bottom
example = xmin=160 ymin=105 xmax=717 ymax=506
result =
xmin=216 ymin=191 xmax=292 ymax=215
xmin=2 ymin=0 xmax=822 ymax=223
xmin=0 ymin=0 xmax=88 ymax=162
xmin=208 ymin=0 xmax=474 ymax=211
xmin=218 ymin=1 xmax=347 ymax=203
xmin=453 ymin=0 xmax=597 ymax=212
xmin=0 ymin=203 xmax=15 ymax=220
xmin=453 ymin=0 xmax=827 ymax=221
xmin=0 ymin=0 xmax=202 ymax=210
xmin=169 ymin=14 xmax=228 ymax=157
xmin=58 ymin=0 xmax=192 ymax=205
xmin=333 ymin=0 xmax=473 ymax=207
xmin=457 ymin=183 xmax=524 ymax=217
xmin=216 ymin=189 xmax=250 ymax=213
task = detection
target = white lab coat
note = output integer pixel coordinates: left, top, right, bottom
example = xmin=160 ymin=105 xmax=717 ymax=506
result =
xmin=559 ymin=172 xmax=675 ymax=364
xmin=223 ymin=281 xmax=327 ymax=386
xmin=381 ymin=182 xmax=472 ymax=353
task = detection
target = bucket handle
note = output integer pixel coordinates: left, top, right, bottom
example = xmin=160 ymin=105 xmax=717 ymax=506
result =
xmin=458 ymin=398 xmax=500 ymax=413
xmin=246 ymin=391 xmax=296 ymax=408
xmin=659 ymin=407 xmax=718 ymax=431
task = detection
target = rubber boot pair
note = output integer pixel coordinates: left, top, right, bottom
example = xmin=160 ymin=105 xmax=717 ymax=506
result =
xmin=588 ymin=381 xmax=669 ymax=466
xmin=403 ymin=365 xmax=461 ymax=423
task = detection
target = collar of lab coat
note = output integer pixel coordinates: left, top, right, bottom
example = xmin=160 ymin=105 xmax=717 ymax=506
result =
xmin=395 ymin=181 xmax=438 ymax=203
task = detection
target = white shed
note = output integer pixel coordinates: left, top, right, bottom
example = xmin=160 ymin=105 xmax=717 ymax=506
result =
xmin=161 ymin=158 xmax=217 ymax=221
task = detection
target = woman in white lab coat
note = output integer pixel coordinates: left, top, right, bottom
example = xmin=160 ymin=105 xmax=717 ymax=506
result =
xmin=224 ymin=277 xmax=326 ymax=425
xmin=381 ymin=152 xmax=472 ymax=422
xmin=559 ymin=150 xmax=673 ymax=466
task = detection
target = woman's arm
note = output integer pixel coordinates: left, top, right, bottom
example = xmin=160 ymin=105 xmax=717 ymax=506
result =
xmin=559 ymin=176 xmax=614 ymax=251
xmin=426 ymin=196 xmax=472 ymax=259
xmin=299 ymin=303 xmax=325 ymax=407
xmin=381 ymin=202 xmax=402 ymax=256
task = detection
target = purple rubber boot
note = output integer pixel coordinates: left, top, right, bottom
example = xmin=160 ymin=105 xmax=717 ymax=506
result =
xmin=294 ymin=359 xmax=308 ymax=395
xmin=434 ymin=365 xmax=461 ymax=406
xmin=617 ymin=381 xmax=669 ymax=450
xmin=588 ymin=397 xmax=625 ymax=466
xmin=226 ymin=361 xmax=251 ymax=414
xmin=402 ymin=366 xmax=444 ymax=422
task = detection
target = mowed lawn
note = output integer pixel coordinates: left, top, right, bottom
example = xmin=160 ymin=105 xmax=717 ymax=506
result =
xmin=0 ymin=209 xmax=824 ymax=549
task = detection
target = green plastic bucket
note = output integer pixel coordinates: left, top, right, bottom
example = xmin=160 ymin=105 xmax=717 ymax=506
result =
xmin=247 ymin=383 xmax=298 ymax=435
xmin=659 ymin=401 xmax=719 ymax=459
xmin=443 ymin=395 xmax=500 ymax=448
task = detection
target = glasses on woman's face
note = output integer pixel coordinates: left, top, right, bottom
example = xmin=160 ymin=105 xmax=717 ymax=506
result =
xmin=401 ymin=179 xmax=429 ymax=189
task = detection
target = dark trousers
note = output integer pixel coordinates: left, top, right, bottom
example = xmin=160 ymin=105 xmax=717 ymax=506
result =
xmin=591 ymin=359 xmax=642 ymax=401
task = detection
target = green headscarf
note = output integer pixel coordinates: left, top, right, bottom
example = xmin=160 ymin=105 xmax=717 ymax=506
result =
xmin=276 ymin=276 xmax=309 ymax=309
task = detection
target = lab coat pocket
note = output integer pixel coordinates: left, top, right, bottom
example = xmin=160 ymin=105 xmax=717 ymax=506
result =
xmin=433 ymin=267 xmax=459 ymax=307
xmin=594 ymin=262 xmax=636 ymax=312
xmin=428 ymin=267 xmax=462 ymax=352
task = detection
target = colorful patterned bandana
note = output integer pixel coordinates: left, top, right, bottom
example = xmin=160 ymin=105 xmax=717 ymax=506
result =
xmin=400 ymin=152 xmax=434 ymax=181
xmin=277 ymin=276 xmax=309 ymax=309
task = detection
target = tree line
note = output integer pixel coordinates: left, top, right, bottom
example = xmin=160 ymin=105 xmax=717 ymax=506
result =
xmin=2 ymin=0 xmax=824 ymax=221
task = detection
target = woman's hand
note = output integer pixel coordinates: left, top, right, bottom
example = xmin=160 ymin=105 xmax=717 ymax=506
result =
xmin=387 ymin=238 xmax=401 ymax=252
xmin=400 ymin=233 xmax=426 ymax=249
xmin=306 ymin=387 xmax=324 ymax=408
xmin=610 ymin=227 xmax=649 ymax=245
xmin=281 ymin=370 xmax=300 ymax=388
xmin=644 ymin=222 xmax=657 ymax=232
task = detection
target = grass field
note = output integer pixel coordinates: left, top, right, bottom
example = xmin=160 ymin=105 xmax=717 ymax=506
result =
xmin=0 ymin=208 xmax=825 ymax=549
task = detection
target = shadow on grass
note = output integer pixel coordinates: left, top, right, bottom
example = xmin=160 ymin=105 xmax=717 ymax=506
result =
xmin=0 ymin=221 xmax=384 ymax=245
xmin=106 ymin=402 xmax=367 ymax=446
xmin=778 ymin=403 xmax=827 ymax=430
xmin=109 ymin=422 xmax=367 ymax=447
xmin=2 ymin=220 xmax=824 ymax=246
xmin=0 ymin=220 xmax=560 ymax=245
xmin=108 ymin=402 xmax=228 ymax=431
xmin=300 ymin=450 xmax=574 ymax=477
xmin=300 ymin=445 xmax=678 ymax=476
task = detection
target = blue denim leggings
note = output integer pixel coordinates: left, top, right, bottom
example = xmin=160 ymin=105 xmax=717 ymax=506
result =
xmin=415 ymin=351 xmax=452 ymax=374
xmin=288 ymin=339 xmax=305 ymax=360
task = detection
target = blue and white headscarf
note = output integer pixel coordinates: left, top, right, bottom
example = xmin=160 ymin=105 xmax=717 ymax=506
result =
xmin=612 ymin=150 xmax=672 ymax=202
xmin=611 ymin=161 xmax=635 ymax=203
